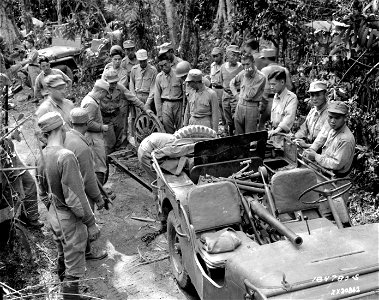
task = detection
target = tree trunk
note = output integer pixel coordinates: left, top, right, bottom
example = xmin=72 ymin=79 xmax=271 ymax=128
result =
xmin=0 ymin=2 xmax=19 ymax=50
xmin=20 ymin=0 xmax=33 ymax=33
xmin=178 ymin=0 xmax=193 ymax=60
xmin=213 ymin=0 xmax=228 ymax=32
xmin=225 ymin=0 xmax=233 ymax=23
xmin=163 ymin=0 xmax=178 ymax=48
xmin=57 ymin=0 xmax=62 ymax=25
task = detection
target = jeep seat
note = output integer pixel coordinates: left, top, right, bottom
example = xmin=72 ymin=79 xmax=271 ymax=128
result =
xmin=271 ymin=168 xmax=319 ymax=214
xmin=187 ymin=181 xmax=258 ymax=268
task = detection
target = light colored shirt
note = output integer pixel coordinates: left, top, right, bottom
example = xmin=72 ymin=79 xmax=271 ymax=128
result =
xmin=230 ymin=69 xmax=266 ymax=105
xmin=184 ymin=86 xmax=219 ymax=131
xmin=154 ymin=70 xmax=183 ymax=117
xmin=271 ymin=88 xmax=298 ymax=132
xmin=220 ymin=62 xmax=243 ymax=94
xmin=35 ymin=97 xmax=74 ymax=130
xmin=210 ymin=62 xmax=222 ymax=86
xmin=129 ymin=63 xmax=157 ymax=101
xmin=34 ymin=69 xmax=72 ymax=100
xmin=314 ymin=124 xmax=355 ymax=174
xmin=120 ymin=56 xmax=138 ymax=87
xmin=295 ymin=103 xmax=330 ymax=143
xmin=102 ymin=63 xmax=129 ymax=87
xmin=22 ymin=48 xmax=38 ymax=66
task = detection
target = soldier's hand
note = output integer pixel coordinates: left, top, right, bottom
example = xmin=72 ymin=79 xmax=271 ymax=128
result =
xmin=88 ymin=223 xmax=101 ymax=241
xmin=145 ymin=109 xmax=154 ymax=117
xmin=102 ymin=125 xmax=109 ymax=132
xmin=304 ymin=149 xmax=316 ymax=161
xmin=96 ymin=197 xmax=105 ymax=210
xmin=294 ymin=138 xmax=308 ymax=148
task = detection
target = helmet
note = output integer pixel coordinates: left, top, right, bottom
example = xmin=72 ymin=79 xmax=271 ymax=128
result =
xmin=109 ymin=45 xmax=124 ymax=57
xmin=175 ymin=61 xmax=191 ymax=77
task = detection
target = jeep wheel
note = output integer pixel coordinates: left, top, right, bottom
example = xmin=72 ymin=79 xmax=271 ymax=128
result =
xmin=174 ymin=125 xmax=217 ymax=139
xmin=167 ymin=211 xmax=191 ymax=289
xmin=54 ymin=65 xmax=74 ymax=81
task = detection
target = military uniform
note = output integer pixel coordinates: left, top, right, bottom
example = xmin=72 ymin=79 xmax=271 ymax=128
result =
xmin=230 ymin=68 xmax=266 ymax=134
xmin=129 ymin=63 xmax=157 ymax=105
xmin=21 ymin=47 xmax=40 ymax=87
xmin=210 ymin=56 xmax=225 ymax=125
xmin=102 ymin=63 xmax=128 ymax=87
xmin=34 ymin=69 xmax=72 ymax=101
xmin=154 ymin=69 xmax=184 ymax=133
xmin=120 ymin=56 xmax=137 ymax=87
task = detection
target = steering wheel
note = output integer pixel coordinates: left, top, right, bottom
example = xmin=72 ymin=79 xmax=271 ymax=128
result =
xmin=298 ymin=178 xmax=352 ymax=204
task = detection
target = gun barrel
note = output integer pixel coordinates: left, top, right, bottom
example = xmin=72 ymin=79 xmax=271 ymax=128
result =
xmin=250 ymin=200 xmax=303 ymax=246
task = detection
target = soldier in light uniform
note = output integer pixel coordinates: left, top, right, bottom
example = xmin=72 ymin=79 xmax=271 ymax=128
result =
xmin=220 ymin=45 xmax=244 ymax=136
xmin=34 ymin=56 xmax=72 ymax=103
xmin=129 ymin=49 xmax=157 ymax=119
xmin=80 ymin=79 xmax=109 ymax=184
xmin=158 ymin=42 xmax=183 ymax=70
xmin=36 ymin=112 xmax=100 ymax=299
xmin=102 ymin=69 xmax=153 ymax=154
xmin=183 ymin=69 xmax=219 ymax=131
xmin=120 ymin=40 xmax=138 ymax=88
xmin=230 ymin=53 xmax=266 ymax=134
xmin=35 ymin=74 xmax=74 ymax=131
xmin=210 ymin=46 xmax=225 ymax=126
xmin=154 ymin=58 xmax=184 ymax=134
xmin=102 ymin=45 xmax=128 ymax=86
xmin=18 ymin=37 xmax=40 ymax=89
xmin=294 ymin=81 xmax=330 ymax=149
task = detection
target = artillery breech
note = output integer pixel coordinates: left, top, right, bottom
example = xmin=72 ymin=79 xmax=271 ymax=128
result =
xmin=250 ymin=200 xmax=303 ymax=246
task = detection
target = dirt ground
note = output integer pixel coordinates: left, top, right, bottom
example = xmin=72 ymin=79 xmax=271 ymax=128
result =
xmin=0 ymin=90 xmax=197 ymax=300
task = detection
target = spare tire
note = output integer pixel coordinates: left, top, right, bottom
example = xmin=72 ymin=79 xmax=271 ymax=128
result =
xmin=174 ymin=125 xmax=217 ymax=139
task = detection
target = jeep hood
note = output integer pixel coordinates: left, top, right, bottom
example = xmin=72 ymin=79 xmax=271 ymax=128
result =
xmin=227 ymin=223 xmax=379 ymax=299
xmin=38 ymin=46 xmax=80 ymax=60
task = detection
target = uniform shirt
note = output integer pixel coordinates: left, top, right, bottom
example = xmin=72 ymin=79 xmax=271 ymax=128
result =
xmin=295 ymin=103 xmax=329 ymax=143
xmin=230 ymin=69 xmax=266 ymax=105
xmin=64 ymin=130 xmax=102 ymax=205
xmin=184 ymin=86 xmax=219 ymax=130
xmin=102 ymin=63 xmax=128 ymax=87
xmin=101 ymin=83 xmax=145 ymax=114
xmin=220 ymin=62 xmax=243 ymax=94
xmin=271 ymin=88 xmax=298 ymax=132
xmin=129 ymin=63 xmax=157 ymax=100
xmin=35 ymin=97 xmax=74 ymax=130
xmin=314 ymin=124 xmax=355 ymax=174
xmin=37 ymin=146 xmax=95 ymax=227
xmin=120 ymin=56 xmax=138 ymax=86
xmin=210 ymin=62 xmax=223 ymax=87
xmin=81 ymin=93 xmax=104 ymax=133
xmin=139 ymin=133 xmax=176 ymax=157
xmin=260 ymin=63 xmax=292 ymax=99
xmin=154 ymin=70 xmax=184 ymax=117
xmin=34 ymin=69 xmax=72 ymax=100
xmin=22 ymin=48 xmax=38 ymax=66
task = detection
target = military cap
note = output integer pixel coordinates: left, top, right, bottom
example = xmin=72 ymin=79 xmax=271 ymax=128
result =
xmin=226 ymin=45 xmax=241 ymax=53
xmin=308 ymin=81 xmax=327 ymax=93
xmin=259 ymin=48 xmax=277 ymax=58
xmin=103 ymin=69 xmax=119 ymax=83
xmin=94 ymin=79 xmax=110 ymax=92
xmin=328 ymin=101 xmax=349 ymax=115
xmin=211 ymin=47 xmax=223 ymax=55
xmin=185 ymin=69 xmax=203 ymax=82
xmin=159 ymin=42 xmax=173 ymax=55
xmin=136 ymin=49 xmax=148 ymax=60
xmin=123 ymin=40 xmax=135 ymax=49
xmin=38 ymin=111 xmax=64 ymax=133
xmin=70 ymin=107 xmax=89 ymax=124
xmin=44 ymin=74 xmax=66 ymax=88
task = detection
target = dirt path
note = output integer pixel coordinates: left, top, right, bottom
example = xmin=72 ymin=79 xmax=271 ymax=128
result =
xmin=5 ymin=91 xmax=197 ymax=300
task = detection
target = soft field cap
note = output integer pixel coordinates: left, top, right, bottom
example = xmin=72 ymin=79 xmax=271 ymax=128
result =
xmin=136 ymin=49 xmax=148 ymax=60
xmin=103 ymin=69 xmax=119 ymax=83
xmin=70 ymin=107 xmax=89 ymax=124
xmin=94 ymin=79 xmax=110 ymax=92
xmin=211 ymin=47 xmax=223 ymax=55
xmin=328 ymin=101 xmax=349 ymax=115
xmin=44 ymin=74 xmax=66 ymax=88
xmin=38 ymin=111 xmax=64 ymax=133
xmin=123 ymin=40 xmax=135 ymax=49
xmin=308 ymin=81 xmax=327 ymax=92
xmin=226 ymin=45 xmax=240 ymax=53
xmin=259 ymin=48 xmax=276 ymax=58
xmin=159 ymin=42 xmax=173 ymax=55
xmin=185 ymin=69 xmax=203 ymax=82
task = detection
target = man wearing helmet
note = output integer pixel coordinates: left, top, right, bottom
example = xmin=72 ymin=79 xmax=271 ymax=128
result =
xmin=102 ymin=45 xmax=128 ymax=87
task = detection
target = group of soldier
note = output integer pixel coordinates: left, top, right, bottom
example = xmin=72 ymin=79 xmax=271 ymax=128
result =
xmin=1 ymin=34 xmax=356 ymax=300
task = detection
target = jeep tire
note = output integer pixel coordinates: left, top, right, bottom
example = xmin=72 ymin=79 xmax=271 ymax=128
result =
xmin=174 ymin=125 xmax=217 ymax=139
xmin=167 ymin=211 xmax=192 ymax=289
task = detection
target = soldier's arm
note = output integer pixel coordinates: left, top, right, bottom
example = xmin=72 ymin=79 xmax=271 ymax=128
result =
xmin=230 ymin=73 xmax=241 ymax=97
xmin=81 ymin=102 xmax=104 ymax=132
xmin=210 ymin=91 xmax=219 ymax=132
xmin=315 ymin=139 xmax=355 ymax=171
xmin=34 ymin=73 xmax=43 ymax=100
xmin=121 ymin=84 xmax=145 ymax=111
xmin=129 ymin=68 xmax=136 ymax=94
xmin=146 ymin=67 xmax=158 ymax=107
xmin=277 ymin=95 xmax=298 ymax=132
xmin=57 ymin=69 xmax=72 ymax=89
xmin=21 ymin=49 xmax=38 ymax=66
xmin=154 ymin=75 xmax=163 ymax=118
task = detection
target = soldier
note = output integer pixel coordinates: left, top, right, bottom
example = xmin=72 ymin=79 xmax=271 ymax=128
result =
xmin=81 ymin=79 xmax=109 ymax=184
xmin=210 ymin=46 xmax=225 ymax=126
xmin=102 ymin=69 xmax=153 ymax=154
xmin=242 ymin=38 xmax=265 ymax=71
xmin=154 ymin=58 xmax=184 ymax=133
xmin=158 ymin=42 xmax=183 ymax=69
xmin=18 ymin=37 xmax=40 ymax=89
xmin=36 ymin=111 xmax=100 ymax=299
xmin=304 ymin=101 xmax=355 ymax=177
xmin=102 ymin=45 xmax=128 ymax=86
xmin=220 ymin=45 xmax=244 ymax=136
xmin=183 ymin=69 xmax=219 ymax=131
xmin=230 ymin=53 xmax=266 ymax=134
xmin=120 ymin=40 xmax=138 ymax=88
xmin=35 ymin=74 xmax=74 ymax=130
xmin=268 ymin=70 xmax=298 ymax=147
xmin=64 ymin=108 xmax=108 ymax=261
xmin=294 ymin=81 xmax=330 ymax=149
xmin=129 ymin=49 xmax=157 ymax=117
xmin=258 ymin=48 xmax=293 ymax=130
xmin=34 ymin=56 xmax=72 ymax=103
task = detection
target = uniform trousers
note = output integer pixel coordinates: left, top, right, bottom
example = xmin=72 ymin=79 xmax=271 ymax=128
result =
xmin=222 ymin=91 xmax=237 ymax=135
xmin=212 ymin=87 xmax=225 ymax=125
xmin=234 ymin=102 xmax=259 ymax=135
xmin=162 ymin=100 xmax=183 ymax=134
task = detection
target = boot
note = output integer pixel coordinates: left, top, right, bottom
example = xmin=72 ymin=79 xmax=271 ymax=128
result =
xmin=62 ymin=277 xmax=81 ymax=300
